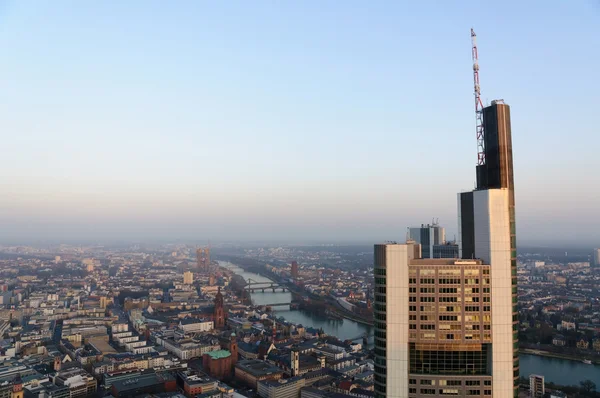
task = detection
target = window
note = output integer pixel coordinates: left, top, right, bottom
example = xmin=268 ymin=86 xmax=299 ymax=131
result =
xmin=409 ymin=306 xmax=417 ymax=312
xmin=440 ymin=297 xmax=458 ymax=302
xmin=409 ymin=287 xmax=416 ymax=293
xmin=409 ymin=379 xmax=416 ymax=385
xmin=467 ymin=390 xmax=480 ymax=395
xmin=439 ymin=287 xmax=458 ymax=294
xmin=420 ymin=297 xmax=435 ymax=302
xmin=409 ymin=388 xmax=417 ymax=394
xmin=439 ymin=389 xmax=459 ymax=395
xmin=439 ymin=380 xmax=461 ymax=386
xmin=439 ymin=315 xmax=459 ymax=321
xmin=409 ymin=315 xmax=417 ymax=321
xmin=420 ymin=389 xmax=436 ymax=395
xmin=466 ymin=381 xmax=480 ymax=386
xmin=421 ymin=324 xmax=435 ymax=330
xmin=421 ymin=287 xmax=435 ymax=293
xmin=420 ymin=380 xmax=433 ymax=385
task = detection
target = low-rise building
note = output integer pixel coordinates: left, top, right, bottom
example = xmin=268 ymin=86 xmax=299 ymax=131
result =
xmin=258 ymin=376 xmax=305 ymax=398
xmin=235 ymin=360 xmax=284 ymax=389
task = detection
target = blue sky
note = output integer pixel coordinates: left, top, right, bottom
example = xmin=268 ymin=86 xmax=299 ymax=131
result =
xmin=1 ymin=1 xmax=599 ymax=245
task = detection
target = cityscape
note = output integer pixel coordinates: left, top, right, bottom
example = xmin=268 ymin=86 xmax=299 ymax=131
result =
xmin=1 ymin=2 xmax=600 ymax=398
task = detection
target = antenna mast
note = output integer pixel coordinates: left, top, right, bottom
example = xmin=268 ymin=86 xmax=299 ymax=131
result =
xmin=471 ymin=28 xmax=485 ymax=165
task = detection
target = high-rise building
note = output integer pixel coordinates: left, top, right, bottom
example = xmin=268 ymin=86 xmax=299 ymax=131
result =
xmin=593 ymin=248 xmax=600 ymax=267
xmin=458 ymin=100 xmax=518 ymax=398
xmin=409 ymin=223 xmax=444 ymax=258
xmin=291 ymin=261 xmax=299 ymax=278
xmin=373 ymin=100 xmax=518 ymax=398
xmin=183 ymin=271 xmax=194 ymax=285
xmin=409 ymin=222 xmax=458 ymax=258
xmin=529 ymin=374 xmax=545 ymax=397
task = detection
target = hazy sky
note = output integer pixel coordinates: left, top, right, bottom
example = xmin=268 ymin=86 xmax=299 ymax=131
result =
xmin=1 ymin=1 xmax=599 ymax=245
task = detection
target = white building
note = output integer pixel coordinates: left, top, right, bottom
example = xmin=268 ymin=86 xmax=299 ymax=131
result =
xmin=258 ymin=376 xmax=305 ymax=398
xmin=529 ymin=374 xmax=545 ymax=397
xmin=177 ymin=319 xmax=213 ymax=335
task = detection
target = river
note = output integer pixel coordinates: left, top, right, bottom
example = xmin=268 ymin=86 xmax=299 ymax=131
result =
xmin=220 ymin=261 xmax=599 ymax=386
xmin=220 ymin=261 xmax=373 ymax=344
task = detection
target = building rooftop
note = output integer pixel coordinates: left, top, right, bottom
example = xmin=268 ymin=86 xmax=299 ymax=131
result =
xmin=235 ymin=359 xmax=283 ymax=378
xmin=205 ymin=350 xmax=231 ymax=360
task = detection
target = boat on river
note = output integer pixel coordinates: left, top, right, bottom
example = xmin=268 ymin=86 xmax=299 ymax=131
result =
xmin=582 ymin=359 xmax=593 ymax=365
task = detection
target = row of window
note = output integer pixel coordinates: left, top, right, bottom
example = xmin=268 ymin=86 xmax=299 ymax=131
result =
xmin=413 ymin=332 xmax=492 ymax=341
xmin=408 ymin=297 xmax=491 ymax=305
xmin=409 ymin=388 xmax=491 ymax=396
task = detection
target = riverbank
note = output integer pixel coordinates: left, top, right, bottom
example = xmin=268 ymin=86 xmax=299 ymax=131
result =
xmin=218 ymin=260 xmax=373 ymax=344
xmin=520 ymin=348 xmax=598 ymax=365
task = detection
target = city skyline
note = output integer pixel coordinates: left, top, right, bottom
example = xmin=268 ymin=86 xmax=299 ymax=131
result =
xmin=2 ymin=1 xmax=600 ymax=245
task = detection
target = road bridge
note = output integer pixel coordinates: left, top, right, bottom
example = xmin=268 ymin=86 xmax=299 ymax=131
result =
xmin=244 ymin=278 xmax=287 ymax=293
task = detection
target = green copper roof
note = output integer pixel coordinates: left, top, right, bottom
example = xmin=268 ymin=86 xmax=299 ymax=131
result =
xmin=206 ymin=350 xmax=231 ymax=359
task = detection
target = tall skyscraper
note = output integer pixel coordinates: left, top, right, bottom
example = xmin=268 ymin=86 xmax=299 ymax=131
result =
xmin=593 ymin=248 xmax=600 ymax=267
xmin=409 ymin=222 xmax=458 ymax=258
xmin=373 ymin=101 xmax=518 ymax=398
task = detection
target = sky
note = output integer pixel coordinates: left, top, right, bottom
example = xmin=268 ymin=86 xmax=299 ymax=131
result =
xmin=1 ymin=1 xmax=599 ymax=246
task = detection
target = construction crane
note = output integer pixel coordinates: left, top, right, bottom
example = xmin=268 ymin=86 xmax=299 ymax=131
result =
xmin=471 ymin=28 xmax=485 ymax=166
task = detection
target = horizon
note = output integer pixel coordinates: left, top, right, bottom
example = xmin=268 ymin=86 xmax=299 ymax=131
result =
xmin=2 ymin=1 xmax=599 ymax=246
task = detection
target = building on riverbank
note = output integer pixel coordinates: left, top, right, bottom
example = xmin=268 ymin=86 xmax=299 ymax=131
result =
xmin=529 ymin=374 xmax=544 ymax=397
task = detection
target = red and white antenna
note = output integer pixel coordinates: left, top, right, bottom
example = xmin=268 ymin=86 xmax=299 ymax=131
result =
xmin=471 ymin=28 xmax=485 ymax=165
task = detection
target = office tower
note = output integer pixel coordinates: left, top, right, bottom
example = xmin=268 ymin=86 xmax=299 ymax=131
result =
xmin=374 ymin=29 xmax=518 ymax=396
xmin=458 ymin=99 xmax=518 ymax=398
xmin=593 ymin=248 xmax=600 ymax=267
xmin=529 ymin=374 xmax=544 ymax=398
xmin=183 ymin=271 xmax=194 ymax=285
xmin=375 ymin=243 xmax=494 ymax=398
xmin=374 ymin=100 xmax=518 ymax=398
xmin=291 ymin=261 xmax=299 ymax=278
xmin=409 ymin=223 xmax=444 ymax=258
xmin=409 ymin=222 xmax=459 ymax=258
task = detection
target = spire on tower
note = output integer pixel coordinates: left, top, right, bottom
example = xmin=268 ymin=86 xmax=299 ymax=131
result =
xmin=471 ymin=28 xmax=486 ymax=166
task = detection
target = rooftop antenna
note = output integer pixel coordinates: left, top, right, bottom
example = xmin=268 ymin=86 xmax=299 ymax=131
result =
xmin=471 ymin=28 xmax=486 ymax=166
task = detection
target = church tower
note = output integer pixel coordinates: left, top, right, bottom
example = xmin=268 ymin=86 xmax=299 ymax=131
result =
xmin=213 ymin=287 xmax=225 ymax=329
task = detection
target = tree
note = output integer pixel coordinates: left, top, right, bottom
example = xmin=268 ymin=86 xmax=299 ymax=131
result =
xmin=580 ymin=380 xmax=596 ymax=394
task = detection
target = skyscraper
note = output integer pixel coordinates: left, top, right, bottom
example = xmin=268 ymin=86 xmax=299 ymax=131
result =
xmin=409 ymin=222 xmax=458 ymax=258
xmin=409 ymin=223 xmax=444 ymax=258
xmin=373 ymin=101 xmax=518 ymax=398
xmin=593 ymin=248 xmax=600 ymax=267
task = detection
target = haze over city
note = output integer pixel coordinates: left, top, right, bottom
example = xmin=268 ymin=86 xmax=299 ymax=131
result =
xmin=1 ymin=1 xmax=599 ymax=245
